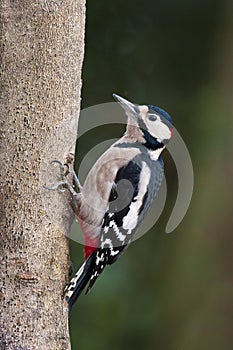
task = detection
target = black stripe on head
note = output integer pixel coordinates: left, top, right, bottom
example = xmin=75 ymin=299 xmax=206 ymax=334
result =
xmin=138 ymin=119 xmax=164 ymax=150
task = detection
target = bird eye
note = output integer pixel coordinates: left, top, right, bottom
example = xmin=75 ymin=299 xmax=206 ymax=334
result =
xmin=147 ymin=114 xmax=157 ymax=121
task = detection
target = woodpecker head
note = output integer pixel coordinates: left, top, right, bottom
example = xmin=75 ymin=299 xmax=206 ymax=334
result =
xmin=113 ymin=93 xmax=174 ymax=150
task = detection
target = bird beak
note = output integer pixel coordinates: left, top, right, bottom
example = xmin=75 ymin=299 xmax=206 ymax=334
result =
xmin=113 ymin=94 xmax=139 ymax=115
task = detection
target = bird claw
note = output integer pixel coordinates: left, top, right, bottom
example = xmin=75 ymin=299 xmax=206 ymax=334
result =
xmin=43 ymin=180 xmax=67 ymax=192
xmin=50 ymin=160 xmax=70 ymax=179
xmin=43 ymin=160 xmax=82 ymax=198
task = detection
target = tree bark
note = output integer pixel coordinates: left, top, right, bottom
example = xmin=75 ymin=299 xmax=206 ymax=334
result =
xmin=0 ymin=1 xmax=85 ymax=349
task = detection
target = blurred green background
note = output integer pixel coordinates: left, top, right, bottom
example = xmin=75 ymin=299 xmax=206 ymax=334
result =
xmin=69 ymin=1 xmax=233 ymax=349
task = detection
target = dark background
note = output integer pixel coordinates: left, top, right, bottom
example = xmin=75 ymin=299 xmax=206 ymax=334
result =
xmin=69 ymin=1 xmax=233 ymax=349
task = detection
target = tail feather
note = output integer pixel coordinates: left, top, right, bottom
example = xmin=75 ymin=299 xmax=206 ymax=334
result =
xmin=64 ymin=252 xmax=96 ymax=312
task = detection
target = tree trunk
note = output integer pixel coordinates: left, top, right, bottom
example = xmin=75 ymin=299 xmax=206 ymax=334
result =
xmin=0 ymin=1 xmax=85 ymax=349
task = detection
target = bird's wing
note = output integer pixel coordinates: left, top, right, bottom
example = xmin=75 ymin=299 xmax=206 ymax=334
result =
xmin=86 ymin=158 xmax=153 ymax=293
xmin=79 ymin=145 xmax=141 ymax=239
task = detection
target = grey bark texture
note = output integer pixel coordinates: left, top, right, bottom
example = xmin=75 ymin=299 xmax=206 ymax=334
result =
xmin=0 ymin=1 xmax=86 ymax=349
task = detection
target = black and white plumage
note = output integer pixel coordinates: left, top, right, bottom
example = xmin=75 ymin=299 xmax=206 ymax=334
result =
xmin=65 ymin=94 xmax=174 ymax=310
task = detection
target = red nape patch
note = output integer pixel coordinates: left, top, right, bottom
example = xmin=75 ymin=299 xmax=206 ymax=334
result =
xmin=170 ymin=127 xmax=174 ymax=138
xmin=84 ymin=236 xmax=98 ymax=260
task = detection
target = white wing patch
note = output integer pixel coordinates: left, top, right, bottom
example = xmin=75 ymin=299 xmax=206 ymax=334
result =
xmin=122 ymin=161 xmax=151 ymax=232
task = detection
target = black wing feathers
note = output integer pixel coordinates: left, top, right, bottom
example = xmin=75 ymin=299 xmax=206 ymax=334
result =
xmin=86 ymin=161 xmax=142 ymax=293
xmin=109 ymin=160 xmax=141 ymax=227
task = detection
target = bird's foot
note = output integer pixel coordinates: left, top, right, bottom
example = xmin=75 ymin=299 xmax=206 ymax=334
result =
xmin=44 ymin=160 xmax=82 ymax=202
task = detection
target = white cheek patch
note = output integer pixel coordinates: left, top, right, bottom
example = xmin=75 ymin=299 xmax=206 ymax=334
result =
xmin=147 ymin=116 xmax=171 ymax=141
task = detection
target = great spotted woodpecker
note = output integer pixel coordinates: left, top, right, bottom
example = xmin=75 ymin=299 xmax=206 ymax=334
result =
xmin=52 ymin=94 xmax=174 ymax=310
